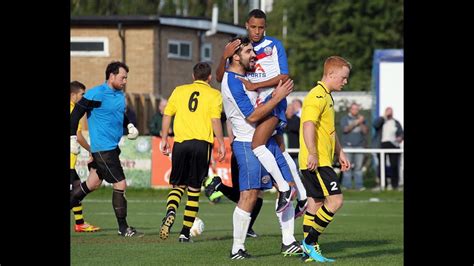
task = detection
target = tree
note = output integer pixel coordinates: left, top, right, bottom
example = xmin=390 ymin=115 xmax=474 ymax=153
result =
xmin=266 ymin=0 xmax=403 ymax=91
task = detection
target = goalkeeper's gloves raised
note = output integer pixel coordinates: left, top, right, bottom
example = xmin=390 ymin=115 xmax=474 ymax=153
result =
xmin=127 ymin=123 xmax=139 ymax=140
xmin=70 ymin=135 xmax=80 ymax=155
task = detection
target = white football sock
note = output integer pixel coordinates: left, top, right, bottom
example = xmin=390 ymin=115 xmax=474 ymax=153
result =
xmin=232 ymin=207 xmax=251 ymax=254
xmin=253 ymin=145 xmax=290 ymax=192
xmin=282 ymin=151 xmax=307 ymax=201
xmin=275 ymin=198 xmax=296 ymax=245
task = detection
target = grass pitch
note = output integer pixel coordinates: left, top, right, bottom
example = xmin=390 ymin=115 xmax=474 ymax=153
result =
xmin=71 ymin=188 xmax=403 ymax=265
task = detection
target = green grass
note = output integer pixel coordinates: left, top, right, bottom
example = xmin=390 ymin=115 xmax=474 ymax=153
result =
xmin=71 ymin=188 xmax=403 ymax=265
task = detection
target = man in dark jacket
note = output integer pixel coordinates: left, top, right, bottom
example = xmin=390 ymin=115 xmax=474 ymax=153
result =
xmin=372 ymin=107 xmax=404 ymax=189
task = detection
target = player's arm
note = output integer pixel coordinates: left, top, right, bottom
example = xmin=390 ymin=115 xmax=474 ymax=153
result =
xmin=70 ymin=97 xmax=100 ymax=154
xmin=123 ymin=111 xmax=139 ymax=140
xmin=240 ymin=39 xmax=290 ymax=91
xmin=77 ymin=130 xmax=91 ymax=152
xmin=160 ymin=91 xmax=177 ymax=155
xmin=246 ymin=79 xmax=293 ymax=123
xmin=240 ymin=74 xmax=289 ymax=91
xmin=216 ymin=39 xmax=241 ymax=83
xmin=302 ymin=121 xmax=318 ymax=171
xmin=335 ymin=134 xmax=350 ymax=171
xmin=211 ymin=118 xmax=226 ymax=162
xmin=211 ymin=93 xmax=226 ymax=161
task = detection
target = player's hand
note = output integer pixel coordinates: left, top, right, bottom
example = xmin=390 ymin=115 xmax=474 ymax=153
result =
xmin=307 ymin=153 xmax=318 ymax=171
xmin=237 ymin=76 xmax=257 ymax=91
xmin=339 ymin=151 xmax=351 ymax=172
xmin=127 ymin=123 xmax=139 ymax=140
xmin=273 ymin=79 xmax=294 ymax=100
xmin=223 ymin=39 xmax=241 ymax=58
xmin=217 ymin=144 xmax=226 ymax=162
xmin=70 ymin=136 xmax=80 ymax=155
xmin=160 ymin=138 xmax=170 ymax=155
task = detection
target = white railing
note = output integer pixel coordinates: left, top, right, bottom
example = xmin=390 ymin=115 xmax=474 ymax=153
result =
xmin=286 ymin=148 xmax=404 ymax=191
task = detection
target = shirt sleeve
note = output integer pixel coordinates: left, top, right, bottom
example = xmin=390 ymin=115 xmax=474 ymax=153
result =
xmin=210 ymin=91 xmax=223 ymax=119
xmin=301 ymin=91 xmax=325 ymax=125
xmin=164 ymin=89 xmax=177 ymax=116
xmin=227 ymin=75 xmax=255 ymax=118
xmin=274 ymin=39 xmax=289 ymax=75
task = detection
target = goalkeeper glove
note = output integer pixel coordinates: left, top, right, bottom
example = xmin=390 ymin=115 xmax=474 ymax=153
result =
xmin=127 ymin=123 xmax=139 ymax=140
xmin=70 ymin=135 xmax=80 ymax=155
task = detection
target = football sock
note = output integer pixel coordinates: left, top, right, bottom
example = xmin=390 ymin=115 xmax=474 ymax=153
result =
xmin=112 ymin=189 xmax=128 ymax=232
xmin=248 ymin=197 xmax=263 ymax=231
xmin=303 ymin=211 xmax=316 ymax=239
xmin=218 ymin=184 xmax=240 ymax=203
xmin=232 ymin=207 xmax=251 ymax=254
xmin=72 ymin=203 xmax=85 ymax=225
xmin=166 ymin=187 xmax=185 ymax=214
xmin=180 ymin=189 xmax=200 ymax=237
xmin=276 ymin=197 xmax=296 ymax=245
xmin=70 ymin=182 xmax=91 ymax=209
xmin=304 ymin=205 xmax=334 ymax=245
xmin=282 ymin=151 xmax=307 ymax=201
xmin=252 ymin=145 xmax=290 ymax=192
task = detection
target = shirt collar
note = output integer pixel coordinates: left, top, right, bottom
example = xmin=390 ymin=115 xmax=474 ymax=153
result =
xmin=193 ymin=80 xmax=210 ymax=87
xmin=317 ymin=81 xmax=330 ymax=94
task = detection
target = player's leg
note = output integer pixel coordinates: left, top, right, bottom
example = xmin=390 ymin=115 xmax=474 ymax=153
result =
xmin=160 ymin=141 xmax=188 ymax=240
xmin=251 ymin=115 xmax=290 ymax=193
xmin=300 ymin=168 xmax=339 ymax=262
xmin=97 ymin=147 xmax=143 ymax=237
xmin=230 ymin=141 xmax=272 ymax=259
xmin=71 ymin=169 xmax=100 ymax=232
xmin=177 ymin=140 xmax=210 ymax=242
xmin=275 ymin=134 xmax=308 ymax=217
xmin=205 ymin=152 xmax=240 ymax=202
xmin=70 ymin=161 xmax=101 ymax=209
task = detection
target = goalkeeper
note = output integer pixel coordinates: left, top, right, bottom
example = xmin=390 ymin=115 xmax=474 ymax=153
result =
xmin=70 ymin=61 xmax=143 ymax=237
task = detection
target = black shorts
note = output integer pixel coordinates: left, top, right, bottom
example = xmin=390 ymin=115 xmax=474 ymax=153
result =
xmin=170 ymin=139 xmax=212 ymax=188
xmin=70 ymin=169 xmax=81 ymax=186
xmin=301 ymin=167 xmax=342 ymax=198
xmin=91 ymin=147 xmax=126 ymax=184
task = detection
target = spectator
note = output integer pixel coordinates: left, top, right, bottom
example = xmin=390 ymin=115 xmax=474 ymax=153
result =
xmin=372 ymin=107 xmax=404 ymax=190
xmin=292 ymin=98 xmax=302 ymax=118
xmin=149 ymin=98 xmax=173 ymax=137
xmin=340 ymin=103 xmax=368 ymax=190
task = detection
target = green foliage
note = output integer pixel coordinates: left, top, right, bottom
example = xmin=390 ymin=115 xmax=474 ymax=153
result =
xmin=267 ymin=0 xmax=403 ymax=91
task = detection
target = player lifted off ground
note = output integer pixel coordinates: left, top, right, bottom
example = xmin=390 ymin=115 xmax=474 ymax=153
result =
xmin=159 ymin=62 xmax=225 ymax=243
xmin=70 ymin=81 xmax=100 ymax=233
xmin=70 ymin=61 xmax=143 ymax=237
xmin=220 ymin=36 xmax=296 ymax=259
xmin=299 ymin=56 xmax=352 ymax=262
xmin=214 ymin=9 xmax=307 ymax=214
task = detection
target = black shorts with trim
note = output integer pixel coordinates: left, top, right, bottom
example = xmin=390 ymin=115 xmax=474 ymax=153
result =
xmin=170 ymin=139 xmax=212 ymax=188
xmin=70 ymin=169 xmax=81 ymax=185
xmin=91 ymin=147 xmax=126 ymax=184
xmin=301 ymin=167 xmax=342 ymax=198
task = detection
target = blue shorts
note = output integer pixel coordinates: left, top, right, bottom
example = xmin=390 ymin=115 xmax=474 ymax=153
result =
xmin=266 ymin=137 xmax=294 ymax=183
xmin=264 ymin=95 xmax=287 ymax=130
xmin=232 ymin=141 xmax=273 ymax=191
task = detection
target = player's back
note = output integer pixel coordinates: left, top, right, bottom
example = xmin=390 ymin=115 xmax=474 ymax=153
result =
xmin=166 ymin=80 xmax=222 ymax=144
